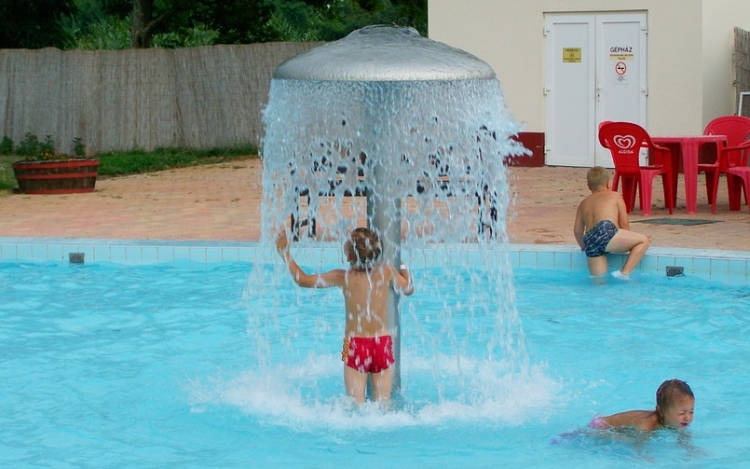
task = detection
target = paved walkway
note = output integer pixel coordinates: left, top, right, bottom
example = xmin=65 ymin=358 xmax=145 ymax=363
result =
xmin=0 ymin=158 xmax=748 ymax=251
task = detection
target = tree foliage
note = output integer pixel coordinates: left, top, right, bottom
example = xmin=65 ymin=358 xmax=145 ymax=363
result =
xmin=0 ymin=0 xmax=76 ymax=48
xmin=58 ymin=0 xmax=131 ymax=50
xmin=2 ymin=0 xmax=427 ymax=50
xmin=273 ymin=0 xmax=426 ymax=42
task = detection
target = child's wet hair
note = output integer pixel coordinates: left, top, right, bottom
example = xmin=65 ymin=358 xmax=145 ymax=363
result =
xmin=655 ymin=379 xmax=694 ymax=422
xmin=347 ymin=227 xmax=382 ymax=270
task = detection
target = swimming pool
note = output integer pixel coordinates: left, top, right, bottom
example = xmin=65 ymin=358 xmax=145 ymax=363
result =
xmin=2 ymin=247 xmax=749 ymax=468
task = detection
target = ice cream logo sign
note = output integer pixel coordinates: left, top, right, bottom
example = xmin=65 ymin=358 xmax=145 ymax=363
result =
xmin=613 ymin=135 xmax=637 ymax=154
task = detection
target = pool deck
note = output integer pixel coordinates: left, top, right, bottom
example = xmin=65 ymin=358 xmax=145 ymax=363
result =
xmin=0 ymin=158 xmax=747 ymax=252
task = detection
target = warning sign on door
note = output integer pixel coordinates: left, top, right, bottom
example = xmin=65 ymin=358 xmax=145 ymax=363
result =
xmin=562 ymin=48 xmax=582 ymax=63
xmin=615 ymin=61 xmax=627 ymax=76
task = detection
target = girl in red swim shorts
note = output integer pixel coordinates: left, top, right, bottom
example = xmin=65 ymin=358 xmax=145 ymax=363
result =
xmin=276 ymin=227 xmax=414 ymax=404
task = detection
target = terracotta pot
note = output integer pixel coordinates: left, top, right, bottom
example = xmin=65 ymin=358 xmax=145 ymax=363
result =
xmin=12 ymin=159 xmax=99 ymax=194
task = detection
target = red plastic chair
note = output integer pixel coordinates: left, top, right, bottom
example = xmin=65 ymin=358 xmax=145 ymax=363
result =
xmin=598 ymin=121 xmax=674 ymax=216
xmin=597 ymin=121 xmax=617 ymax=187
xmin=703 ymin=116 xmax=750 ymax=212
xmin=597 ymin=120 xmax=613 ymax=148
xmin=598 ymin=120 xmax=645 ymax=195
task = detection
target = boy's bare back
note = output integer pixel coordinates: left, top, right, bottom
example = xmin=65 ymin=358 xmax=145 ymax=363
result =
xmin=575 ymin=189 xmax=630 ymax=234
xmin=339 ymin=266 xmax=398 ymax=337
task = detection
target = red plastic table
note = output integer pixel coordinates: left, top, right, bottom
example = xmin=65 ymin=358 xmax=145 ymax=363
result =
xmin=651 ymin=135 xmax=727 ymax=214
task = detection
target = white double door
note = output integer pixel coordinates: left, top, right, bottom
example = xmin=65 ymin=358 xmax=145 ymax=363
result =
xmin=544 ymin=12 xmax=648 ymax=167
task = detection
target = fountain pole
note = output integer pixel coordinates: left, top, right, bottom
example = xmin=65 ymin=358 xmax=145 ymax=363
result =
xmin=367 ymin=162 xmax=402 ymax=390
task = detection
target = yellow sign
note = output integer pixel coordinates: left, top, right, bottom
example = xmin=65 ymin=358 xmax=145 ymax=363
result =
xmin=562 ymin=48 xmax=581 ymax=63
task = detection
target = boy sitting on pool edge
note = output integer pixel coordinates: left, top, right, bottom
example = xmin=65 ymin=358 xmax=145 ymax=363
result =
xmin=276 ymin=227 xmax=414 ymax=405
xmin=573 ymin=166 xmax=650 ymax=280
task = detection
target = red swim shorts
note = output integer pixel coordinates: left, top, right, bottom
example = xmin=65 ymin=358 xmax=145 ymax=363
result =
xmin=341 ymin=335 xmax=394 ymax=373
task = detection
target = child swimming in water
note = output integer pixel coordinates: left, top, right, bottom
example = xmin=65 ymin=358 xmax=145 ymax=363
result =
xmin=590 ymin=379 xmax=695 ymax=431
xmin=276 ymin=227 xmax=414 ymax=405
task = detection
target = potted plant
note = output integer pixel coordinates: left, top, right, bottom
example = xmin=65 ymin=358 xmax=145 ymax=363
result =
xmin=9 ymin=134 xmax=99 ymax=194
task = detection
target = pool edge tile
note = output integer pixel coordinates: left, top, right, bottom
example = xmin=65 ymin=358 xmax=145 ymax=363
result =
xmin=1 ymin=238 xmax=748 ymax=286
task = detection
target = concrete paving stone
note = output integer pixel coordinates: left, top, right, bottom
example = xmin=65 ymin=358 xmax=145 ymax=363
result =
xmin=0 ymin=158 xmax=747 ymax=252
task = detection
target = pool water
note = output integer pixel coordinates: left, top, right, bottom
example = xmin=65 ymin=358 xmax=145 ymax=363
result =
xmin=2 ymin=260 xmax=749 ymax=468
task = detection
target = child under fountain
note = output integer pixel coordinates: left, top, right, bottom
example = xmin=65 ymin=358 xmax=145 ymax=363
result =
xmin=275 ymin=227 xmax=414 ymax=405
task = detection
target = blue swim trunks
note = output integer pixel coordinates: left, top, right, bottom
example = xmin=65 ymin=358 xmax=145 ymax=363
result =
xmin=583 ymin=220 xmax=618 ymax=257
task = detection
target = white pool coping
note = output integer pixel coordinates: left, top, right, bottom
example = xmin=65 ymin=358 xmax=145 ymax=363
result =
xmin=1 ymin=237 xmax=748 ymax=286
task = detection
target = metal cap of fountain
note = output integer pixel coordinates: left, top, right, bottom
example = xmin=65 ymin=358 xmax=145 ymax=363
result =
xmin=273 ymin=25 xmax=496 ymax=82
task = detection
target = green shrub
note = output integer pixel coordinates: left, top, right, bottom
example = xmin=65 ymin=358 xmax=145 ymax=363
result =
xmin=40 ymin=135 xmax=55 ymax=155
xmin=73 ymin=137 xmax=86 ymax=157
xmin=14 ymin=133 xmax=57 ymax=159
xmin=96 ymin=145 xmax=257 ymax=177
xmin=0 ymin=136 xmax=12 ymax=155
xmin=15 ymin=133 xmax=41 ymax=156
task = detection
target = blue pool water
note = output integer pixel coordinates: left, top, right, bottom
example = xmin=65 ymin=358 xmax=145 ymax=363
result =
xmin=2 ymin=259 xmax=749 ymax=468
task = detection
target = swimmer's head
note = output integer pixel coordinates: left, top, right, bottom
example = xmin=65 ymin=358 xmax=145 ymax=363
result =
xmin=587 ymin=166 xmax=610 ymax=191
xmin=655 ymin=379 xmax=695 ymax=429
xmin=344 ymin=227 xmax=382 ymax=271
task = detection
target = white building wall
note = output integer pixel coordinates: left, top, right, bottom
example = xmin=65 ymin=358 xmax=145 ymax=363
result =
xmin=701 ymin=1 xmax=746 ymax=124
xmin=429 ymin=0 xmax=750 ymax=136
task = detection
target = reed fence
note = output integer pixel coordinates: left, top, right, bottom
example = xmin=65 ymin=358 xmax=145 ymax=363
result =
xmin=0 ymin=42 xmax=320 ymax=155
xmin=734 ymin=27 xmax=750 ymax=114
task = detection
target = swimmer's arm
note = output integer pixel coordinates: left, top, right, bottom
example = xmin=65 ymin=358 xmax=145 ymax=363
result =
xmin=276 ymin=231 xmax=343 ymax=288
xmin=279 ymin=251 xmax=343 ymax=288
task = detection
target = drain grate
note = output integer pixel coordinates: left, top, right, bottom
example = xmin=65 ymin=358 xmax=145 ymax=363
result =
xmin=632 ymin=218 xmax=721 ymax=226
